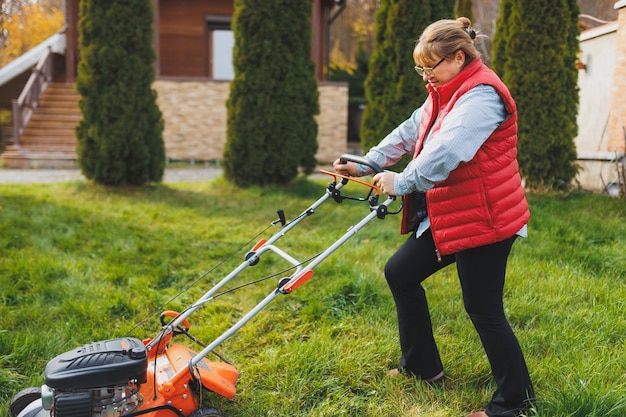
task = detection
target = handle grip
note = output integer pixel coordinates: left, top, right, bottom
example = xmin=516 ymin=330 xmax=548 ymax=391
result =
xmin=339 ymin=154 xmax=383 ymax=174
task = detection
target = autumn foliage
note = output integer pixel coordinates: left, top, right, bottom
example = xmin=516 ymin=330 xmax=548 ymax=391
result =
xmin=0 ymin=1 xmax=64 ymax=67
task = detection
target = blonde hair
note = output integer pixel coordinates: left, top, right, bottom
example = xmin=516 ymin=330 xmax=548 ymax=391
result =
xmin=413 ymin=17 xmax=480 ymax=67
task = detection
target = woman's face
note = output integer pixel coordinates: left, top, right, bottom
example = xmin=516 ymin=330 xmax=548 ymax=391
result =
xmin=416 ymin=50 xmax=465 ymax=88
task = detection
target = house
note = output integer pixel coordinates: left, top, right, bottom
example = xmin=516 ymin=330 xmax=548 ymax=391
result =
xmin=575 ymin=0 xmax=626 ymax=194
xmin=0 ymin=0 xmax=349 ymax=168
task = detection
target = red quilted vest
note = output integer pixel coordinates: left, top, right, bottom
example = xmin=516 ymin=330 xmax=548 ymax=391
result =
xmin=400 ymin=58 xmax=530 ymax=257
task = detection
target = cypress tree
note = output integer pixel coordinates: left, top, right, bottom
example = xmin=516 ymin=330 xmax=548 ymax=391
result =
xmin=75 ymin=0 xmax=165 ymax=186
xmin=360 ymin=0 xmax=455 ymax=158
xmin=492 ymin=0 xmax=579 ymax=189
xmin=454 ymin=0 xmax=474 ymax=21
xmin=224 ymin=0 xmax=319 ymax=187
xmin=492 ymin=0 xmax=513 ymax=86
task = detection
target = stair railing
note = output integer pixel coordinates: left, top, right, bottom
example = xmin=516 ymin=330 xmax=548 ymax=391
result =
xmin=11 ymin=46 xmax=54 ymax=147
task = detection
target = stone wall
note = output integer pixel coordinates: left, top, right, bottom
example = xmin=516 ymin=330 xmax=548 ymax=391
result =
xmin=153 ymin=80 xmax=348 ymax=164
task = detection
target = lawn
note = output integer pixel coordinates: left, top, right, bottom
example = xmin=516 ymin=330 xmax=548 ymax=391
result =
xmin=0 ymin=175 xmax=625 ymax=417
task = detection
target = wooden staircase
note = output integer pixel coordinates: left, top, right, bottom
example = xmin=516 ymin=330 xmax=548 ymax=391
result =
xmin=2 ymin=83 xmax=80 ymax=169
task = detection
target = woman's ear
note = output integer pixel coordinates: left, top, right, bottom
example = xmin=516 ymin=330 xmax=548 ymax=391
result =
xmin=455 ymin=50 xmax=466 ymax=65
xmin=454 ymin=50 xmax=466 ymax=69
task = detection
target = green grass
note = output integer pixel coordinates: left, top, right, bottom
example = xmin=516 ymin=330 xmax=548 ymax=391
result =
xmin=0 ymin=176 xmax=625 ymax=417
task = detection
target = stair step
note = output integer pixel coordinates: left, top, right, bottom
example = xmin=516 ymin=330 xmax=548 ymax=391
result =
xmin=2 ymin=82 xmax=81 ymax=168
xmin=21 ymin=129 xmax=76 ymax=136
xmin=36 ymin=116 xmax=79 ymax=123
xmin=20 ymin=135 xmax=76 ymax=145
xmin=24 ymin=120 xmax=77 ymax=128
xmin=6 ymin=145 xmax=76 ymax=153
xmin=35 ymin=104 xmax=79 ymax=110
xmin=41 ymin=87 xmax=78 ymax=93
xmin=45 ymin=90 xmax=77 ymax=96
xmin=37 ymin=100 xmax=79 ymax=109
xmin=40 ymin=92 xmax=79 ymax=100
xmin=40 ymin=88 xmax=78 ymax=95
xmin=1 ymin=151 xmax=78 ymax=169
xmin=22 ymin=128 xmax=76 ymax=136
xmin=15 ymin=135 xmax=76 ymax=143
xmin=31 ymin=114 xmax=80 ymax=122
xmin=3 ymin=145 xmax=77 ymax=154
xmin=35 ymin=111 xmax=79 ymax=119
xmin=18 ymin=142 xmax=77 ymax=150
xmin=35 ymin=108 xmax=80 ymax=116
xmin=40 ymin=89 xmax=78 ymax=96
xmin=2 ymin=147 xmax=77 ymax=156
xmin=3 ymin=147 xmax=75 ymax=156
xmin=17 ymin=137 xmax=76 ymax=144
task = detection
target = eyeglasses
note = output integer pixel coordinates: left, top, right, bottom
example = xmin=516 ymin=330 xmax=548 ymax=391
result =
xmin=414 ymin=56 xmax=447 ymax=77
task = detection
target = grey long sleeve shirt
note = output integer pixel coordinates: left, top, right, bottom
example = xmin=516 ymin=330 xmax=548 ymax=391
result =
xmin=357 ymin=84 xmax=527 ymax=238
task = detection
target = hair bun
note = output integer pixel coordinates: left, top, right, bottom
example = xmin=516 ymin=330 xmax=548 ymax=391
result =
xmin=457 ymin=17 xmax=476 ymax=39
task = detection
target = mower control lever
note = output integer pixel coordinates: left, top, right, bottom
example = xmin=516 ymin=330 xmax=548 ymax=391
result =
xmin=160 ymin=310 xmax=191 ymax=335
xmin=272 ymin=209 xmax=286 ymax=227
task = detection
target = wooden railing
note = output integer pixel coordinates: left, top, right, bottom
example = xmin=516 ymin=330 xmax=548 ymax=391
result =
xmin=11 ymin=46 xmax=54 ymax=147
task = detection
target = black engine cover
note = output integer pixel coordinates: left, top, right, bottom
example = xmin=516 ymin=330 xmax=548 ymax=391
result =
xmin=44 ymin=337 xmax=148 ymax=390
xmin=54 ymin=391 xmax=92 ymax=417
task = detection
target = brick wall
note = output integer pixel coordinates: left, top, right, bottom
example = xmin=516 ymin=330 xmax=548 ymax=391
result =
xmin=153 ymin=80 xmax=348 ymax=164
xmin=607 ymin=0 xmax=626 ymax=152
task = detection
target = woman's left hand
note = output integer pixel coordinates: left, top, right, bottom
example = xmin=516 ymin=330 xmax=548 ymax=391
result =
xmin=373 ymin=172 xmax=396 ymax=195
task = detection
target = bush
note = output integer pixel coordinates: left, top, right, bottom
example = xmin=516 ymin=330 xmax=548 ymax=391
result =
xmin=360 ymin=0 xmax=454 ymax=169
xmin=75 ymin=0 xmax=165 ymax=186
xmin=454 ymin=0 xmax=474 ymax=20
xmin=223 ymin=0 xmax=319 ymax=187
xmin=492 ymin=0 xmax=580 ymax=190
xmin=0 ymin=109 xmax=11 ymax=153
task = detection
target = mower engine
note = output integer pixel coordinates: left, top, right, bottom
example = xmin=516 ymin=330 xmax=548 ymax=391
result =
xmin=41 ymin=338 xmax=148 ymax=417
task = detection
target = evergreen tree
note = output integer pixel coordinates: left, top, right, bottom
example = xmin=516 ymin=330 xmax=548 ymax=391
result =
xmin=224 ymin=0 xmax=319 ymax=187
xmin=360 ymin=0 xmax=455 ymax=158
xmin=492 ymin=0 xmax=579 ymax=189
xmin=492 ymin=0 xmax=513 ymax=80
xmin=75 ymin=0 xmax=165 ymax=186
xmin=454 ymin=0 xmax=474 ymax=21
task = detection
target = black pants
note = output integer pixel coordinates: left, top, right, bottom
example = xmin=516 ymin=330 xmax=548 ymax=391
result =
xmin=384 ymin=229 xmax=534 ymax=417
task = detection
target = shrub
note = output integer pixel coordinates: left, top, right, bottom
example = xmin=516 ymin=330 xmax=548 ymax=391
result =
xmin=360 ymin=0 xmax=454 ymax=169
xmin=223 ymin=0 xmax=319 ymax=187
xmin=75 ymin=0 xmax=165 ymax=186
xmin=454 ymin=0 xmax=474 ymax=21
xmin=492 ymin=0 xmax=580 ymax=190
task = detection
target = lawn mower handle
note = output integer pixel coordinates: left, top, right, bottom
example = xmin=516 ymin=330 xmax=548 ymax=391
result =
xmin=339 ymin=154 xmax=383 ymax=174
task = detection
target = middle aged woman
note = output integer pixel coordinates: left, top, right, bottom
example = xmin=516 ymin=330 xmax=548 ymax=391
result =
xmin=334 ymin=17 xmax=534 ymax=417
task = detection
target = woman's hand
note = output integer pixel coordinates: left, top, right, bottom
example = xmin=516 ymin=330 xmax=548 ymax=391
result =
xmin=373 ymin=171 xmax=396 ymax=195
xmin=333 ymin=159 xmax=358 ymax=177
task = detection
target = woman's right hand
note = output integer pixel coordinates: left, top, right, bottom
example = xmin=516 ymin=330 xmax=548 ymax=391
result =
xmin=333 ymin=159 xmax=358 ymax=177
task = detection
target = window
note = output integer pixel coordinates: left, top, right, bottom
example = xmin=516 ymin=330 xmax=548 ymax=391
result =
xmin=212 ymin=29 xmax=234 ymax=79
xmin=206 ymin=16 xmax=234 ymax=80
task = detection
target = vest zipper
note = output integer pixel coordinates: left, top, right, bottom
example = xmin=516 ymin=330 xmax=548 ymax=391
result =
xmin=435 ymin=249 xmax=442 ymax=262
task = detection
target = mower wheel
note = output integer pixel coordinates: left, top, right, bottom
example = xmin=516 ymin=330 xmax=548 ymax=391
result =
xmin=187 ymin=407 xmax=225 ymax=417
xmin=9 ymin=387 xmax=42 ymax=417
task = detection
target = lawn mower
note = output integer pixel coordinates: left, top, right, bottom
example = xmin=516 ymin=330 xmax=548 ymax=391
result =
xmin=9 ymin=155 xmax=400 ymax=417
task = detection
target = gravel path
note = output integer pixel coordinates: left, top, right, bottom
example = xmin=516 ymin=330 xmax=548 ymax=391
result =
xmin=0 ymin=166 xmax=334 ymax=184
xmin=0 ymin=167 xmax=222 ymax=184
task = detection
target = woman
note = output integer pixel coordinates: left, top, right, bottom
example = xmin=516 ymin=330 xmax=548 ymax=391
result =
xmin=334 ymin=17 xmax=534 ymax=417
